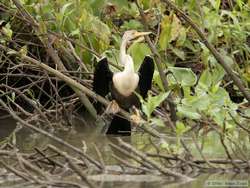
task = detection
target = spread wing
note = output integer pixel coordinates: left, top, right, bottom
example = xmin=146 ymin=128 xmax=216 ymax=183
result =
xmin=138 ymin=56 xmax=155 ymax=99
xmin=93 ymin=58 xmax=113 ymax=112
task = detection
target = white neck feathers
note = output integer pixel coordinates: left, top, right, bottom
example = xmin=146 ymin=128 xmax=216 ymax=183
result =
xmin=113 ymin=37 xmax=138 ymax=96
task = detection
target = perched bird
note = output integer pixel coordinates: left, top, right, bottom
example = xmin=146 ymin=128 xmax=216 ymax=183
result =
xmin=93 ymin=30 xmax=154 ymax=135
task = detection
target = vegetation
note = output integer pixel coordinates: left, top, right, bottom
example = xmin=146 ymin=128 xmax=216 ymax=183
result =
xmin=0 ymin=0 xmax=249 ymax=187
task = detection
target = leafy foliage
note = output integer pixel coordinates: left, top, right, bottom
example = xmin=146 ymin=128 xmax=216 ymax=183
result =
xmin=1 ymin=0 xmax=250 ymax=157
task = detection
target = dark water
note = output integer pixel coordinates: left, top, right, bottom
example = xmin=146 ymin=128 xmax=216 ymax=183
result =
xmin=0 ymin=117 xmax=249 ymax=188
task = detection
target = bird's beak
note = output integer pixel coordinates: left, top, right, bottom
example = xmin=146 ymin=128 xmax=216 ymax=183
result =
xmin=133 ymin=31 xmax=151 ymax=38
xmin=132 ymin=31 xmax=151 ymax=43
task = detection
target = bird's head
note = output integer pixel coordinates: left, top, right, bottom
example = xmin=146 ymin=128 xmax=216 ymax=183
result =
xmin=122 ymin=30 xmax=151 ymax=43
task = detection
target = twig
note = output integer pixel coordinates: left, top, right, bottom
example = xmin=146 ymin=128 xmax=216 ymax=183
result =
xmin=0 ymin=160 xmax=30 ymax=181
xmin=93 ymin=143 xmax=106 ymax=172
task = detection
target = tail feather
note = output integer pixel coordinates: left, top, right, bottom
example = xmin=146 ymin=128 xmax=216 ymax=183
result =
xmin=106 ymin=115 xmax=131 ymax=136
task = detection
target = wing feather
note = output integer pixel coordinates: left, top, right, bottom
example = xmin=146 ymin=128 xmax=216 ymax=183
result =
xmin=138 ymin=56 xmax=154 ymax=99
xmin=93 ymin=58 xmax=113 ymax=112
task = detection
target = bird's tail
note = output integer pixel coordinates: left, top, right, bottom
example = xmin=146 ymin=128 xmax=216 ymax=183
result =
xmin=106 ymin=115 xmax=131 ymax=136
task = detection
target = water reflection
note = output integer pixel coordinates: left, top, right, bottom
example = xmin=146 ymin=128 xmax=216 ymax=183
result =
xmin=0 ymin=117 xmax=249 ymax=188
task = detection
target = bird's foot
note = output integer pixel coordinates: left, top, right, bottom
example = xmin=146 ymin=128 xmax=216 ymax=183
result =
xmin=130 ymin=107 xmax=143 ymax=125
xmin=105 ymin=100 xmax=120 ymax=114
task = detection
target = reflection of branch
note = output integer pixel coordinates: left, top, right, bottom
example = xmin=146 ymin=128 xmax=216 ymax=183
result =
xmin=117 ymin=138 xmax=192 ymax=181
xmin=136 ymin=1 xmax=177 ymax=122
xmin=109 ymin=142 xmax=154 ymax=169
xmin=48 ymin=145 xmax=96 ymax=188
xmin=162 ymin=0 xmax=250 ymax=103
xmin=0 ymin=99 xmax=102 ymax=170
xmin=112 ymin=154 xmax=153 ymax=173
xmin=191 ymin=133 xmax=218 ymax=169
xmin=220 ymin=123 xmax=241 ymax=170
xmin=147 ymin=153 xmax=248 ymax=165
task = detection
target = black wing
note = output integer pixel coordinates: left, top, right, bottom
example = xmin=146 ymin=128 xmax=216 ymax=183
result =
xmin=138 ymin=56 xmax=154 ymax=99
xmin=93 ymin=58 xmax=113 ymax=112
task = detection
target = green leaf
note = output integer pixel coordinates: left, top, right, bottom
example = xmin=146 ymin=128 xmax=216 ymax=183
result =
xmin=159 ymin=16 xmax=171 ymax=50
xmin=153 ymin=71 xmax=164 ymax=91
xmin=60 ymin=2 xmax=73 ymax=17
xmin=198 ymin=69 xmax=212 ymax=90
xmin=142 ymin=92 xmax=170 ymax=118
xmin=176 ymin=27 xmax=187 ymax=46
xmin=11 ymin=92 xmax=15 ymax=101
xmin=236 ymin=0 xmax=243 ymax=10
xmin=2 ymin=23 xmax=12 ymax=39
xmin=176 ymin=121 xmax=187 ymax=136
xmin=210 ymin=87 xmax=230 ymax=106
xmin=159 ymin=14 xmax=183 ymax=50
xmin=121 ymin=20 xmax=143 ymax=30
xmin=208 ymin=0 xmax=221 ymax=11
xmin=160 ymin=139 xmax=170 ymax=150
xmin=210 ymin=64 xmax=225 ymax=85
xmin=70 ymin=28 xmax=80 ymax=37
xmin=128 ymin=43 xmax=152 ymax=70
xmin=177 ymin=105 xmax=201 ymax=120
xmin=171 ymin=47 xmax=185 ymax=60
xmin=168 ymin=67 xmax=197 ymax=87
xmin=182 ymin=94 xmax=210 ymax=111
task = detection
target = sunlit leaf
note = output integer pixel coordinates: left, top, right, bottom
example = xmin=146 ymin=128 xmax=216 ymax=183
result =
xmin=170 ymin=14 xmax=182 ymax=42
xmin=159 ymin=14 xmax=183 ymax=50
xmin=159 ymin=16 xmax=171 ymax=50
xmin=2 ymin=23 xmax=12 ymax=39
xmin=159 ymin=139 xmax=170 ymax=150
xmin=19 ymin=45 xmax=28 ymax=57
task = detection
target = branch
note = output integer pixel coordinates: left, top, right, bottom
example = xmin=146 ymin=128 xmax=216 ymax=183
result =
xmin=136 ymin=1 xmax=177 ymax=122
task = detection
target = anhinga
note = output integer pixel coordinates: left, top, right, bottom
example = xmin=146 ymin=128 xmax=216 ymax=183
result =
xmin=93 ymin=30 xmax=154 ymax=135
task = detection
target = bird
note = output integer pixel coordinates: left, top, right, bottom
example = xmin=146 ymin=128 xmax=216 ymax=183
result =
xmin=93 ymin=30 xmax=154 ymax=136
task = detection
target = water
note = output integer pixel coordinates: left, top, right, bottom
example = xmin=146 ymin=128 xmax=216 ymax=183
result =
xmin=0 ymin=116 xmax=249 ymax=188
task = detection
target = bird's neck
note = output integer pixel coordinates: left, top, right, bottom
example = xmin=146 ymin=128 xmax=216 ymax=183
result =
xmin=120 ymin=39 xmax=135 ymax=73
xmin=120 ymin=39 xmax=127 ymax=65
